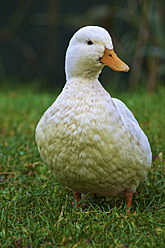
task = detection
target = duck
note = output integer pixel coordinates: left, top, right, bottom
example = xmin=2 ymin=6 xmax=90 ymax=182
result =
xmin=35 ymin=26 xmax=152 ymax=213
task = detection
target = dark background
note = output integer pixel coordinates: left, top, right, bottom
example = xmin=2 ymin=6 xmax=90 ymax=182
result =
xmin=0 ymin=0 xmax=164 ymax=92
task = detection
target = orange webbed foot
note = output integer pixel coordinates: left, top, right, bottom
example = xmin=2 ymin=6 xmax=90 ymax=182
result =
xmin=125 ymin=192 xmax=133 ymax=214
xmin=72 ymin=191 xmax=81 ymax=209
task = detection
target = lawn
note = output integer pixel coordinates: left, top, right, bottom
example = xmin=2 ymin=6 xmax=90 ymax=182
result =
xmin=0 ymin=84 xmax=165 ymax=247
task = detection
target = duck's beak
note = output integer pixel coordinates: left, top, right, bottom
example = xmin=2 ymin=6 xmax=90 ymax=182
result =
xmin=100 ymin=48 xmax=130 ymax=72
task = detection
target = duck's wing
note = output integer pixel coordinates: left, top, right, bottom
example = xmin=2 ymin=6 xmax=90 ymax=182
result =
xmin=112 ymin=98 xmax=152 ymax=165
xmin=112 ymin=98 xmax=139 ymax=126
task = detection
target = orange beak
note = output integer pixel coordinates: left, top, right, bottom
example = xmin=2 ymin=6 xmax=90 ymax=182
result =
xmin=100 ymin=48 xmax=130 ymax=72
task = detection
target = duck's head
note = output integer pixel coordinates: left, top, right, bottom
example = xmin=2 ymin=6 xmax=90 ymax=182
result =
xmin=65 ymin=26 xmax=130 ymax=81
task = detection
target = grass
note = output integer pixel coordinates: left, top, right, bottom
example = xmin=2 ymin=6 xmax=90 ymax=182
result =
xmin=0 ymin=84 xmax=165 ymax=247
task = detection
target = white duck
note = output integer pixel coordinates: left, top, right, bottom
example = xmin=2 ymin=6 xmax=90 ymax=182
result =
xmin=36 ymin=26 xmax=152 ymax=212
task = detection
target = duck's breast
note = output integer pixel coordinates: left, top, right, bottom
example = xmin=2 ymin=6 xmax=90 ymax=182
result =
xmin=36 ymin=80 xmax=151 ymax=196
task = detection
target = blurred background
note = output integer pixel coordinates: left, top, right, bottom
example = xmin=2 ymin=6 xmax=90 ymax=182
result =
xmin=0 ymin=0 xmax=164 ymax=93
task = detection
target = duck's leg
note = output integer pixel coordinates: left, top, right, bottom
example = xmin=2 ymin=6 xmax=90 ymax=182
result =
xmin=125 ymin=192 xmax=133 ymax=214
xmin=73 ymin=191 xmax=81 ymax=208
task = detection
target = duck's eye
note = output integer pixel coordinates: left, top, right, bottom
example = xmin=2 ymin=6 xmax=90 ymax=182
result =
xmin=87 ymin=40 xmax=93 ymax=45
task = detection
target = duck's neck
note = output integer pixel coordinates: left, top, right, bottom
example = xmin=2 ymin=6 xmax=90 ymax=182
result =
xmin=65 ymin=57 xmax=104 ymax=82
xmin=66 ymin=67 xmax=104 ymax=82
xmin=64 ymin=77 xmax=106 ymax=97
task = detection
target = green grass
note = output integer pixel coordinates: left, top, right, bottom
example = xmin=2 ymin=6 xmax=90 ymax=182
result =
xmin=0 ymin=85 xmax=165 ymax=247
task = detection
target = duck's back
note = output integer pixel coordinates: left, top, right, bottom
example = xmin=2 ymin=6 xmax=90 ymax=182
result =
xmin=36 ymin=79 xmax=151 ymax=196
